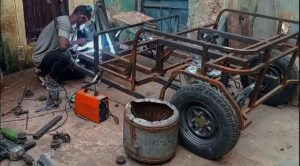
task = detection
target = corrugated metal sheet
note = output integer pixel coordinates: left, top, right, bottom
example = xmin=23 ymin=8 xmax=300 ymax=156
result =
xmin=22 ymin=0 xmax=69 ymax=42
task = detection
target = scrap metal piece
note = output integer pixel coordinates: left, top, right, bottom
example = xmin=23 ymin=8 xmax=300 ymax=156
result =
xmin=15 ymin=108 xmax=29 ymax=116
xmin=17 ymin=132 xmax=27 ymax=144
xmin=25 ymin=113 xmax=29 ymax=130
xmin=24 ymin=89 xmax=34 ymax=98
xmin=52 ymin=132 xmax=71 ymax=143
xmin=116 ymin=155 xmax=126 ymax=165
xmin=33 ymin=115 xmax=62 ymax=140
xmin=50 ymin=140 xmax=61 ymax=149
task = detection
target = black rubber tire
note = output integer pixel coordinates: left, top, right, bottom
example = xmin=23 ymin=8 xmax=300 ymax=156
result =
xmin=240 ymin=50 xmax=299 ymax=106
xmin=170 ymin=82 xmax=240 ymax=159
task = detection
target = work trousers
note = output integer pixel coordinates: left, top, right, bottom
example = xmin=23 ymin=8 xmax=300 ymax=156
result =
xmin=38 ymin=50 xmax=85 ymax=82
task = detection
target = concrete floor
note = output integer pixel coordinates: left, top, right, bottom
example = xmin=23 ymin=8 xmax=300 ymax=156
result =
xmin=0 ymin=68 xmax=299 ymax=166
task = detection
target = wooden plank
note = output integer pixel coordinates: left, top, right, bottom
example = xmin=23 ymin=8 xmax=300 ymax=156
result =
xmin=113 ymin=11 xmax=153 ymax=25
xmin=227 ymin=8 xmax=252 ymax=50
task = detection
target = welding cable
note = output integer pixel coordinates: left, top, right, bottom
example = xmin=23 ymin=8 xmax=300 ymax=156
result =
xmin=104 ymin=101 xmax=119 ymax=124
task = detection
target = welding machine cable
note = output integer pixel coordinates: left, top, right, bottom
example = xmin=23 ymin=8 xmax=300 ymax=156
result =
xmin=104 ymin=101 xmax=119 ymax=124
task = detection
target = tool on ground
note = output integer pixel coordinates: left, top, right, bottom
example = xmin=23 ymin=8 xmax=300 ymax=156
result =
xmin=0 ymin=138 xmax=36 ymax=165
xmin=24 ymin=89 xmax=34 ymax=98
xmin=15 ymin=108 xmax=29 ymax=116
xmin=33 ymin=115 xmax=62 ymax=140
xmin=116 ymin=155 xmax=126 ymax=165
xmin=75 ymin=69 xmax=118 ymax=124
xmin=50 ymin=140 xmax=61 ymax=149
xmin=36 ymin=81 xmax=61 ymax=112
xmin=49 ymin=132 xmax=71 ymax=150
xmin=2 ymin=86 xmax=27 ymax=116
xmin=47 ymin=81 xmax=60 ymax=107
xmin=36 ymin=103 xmax=55 ymax=112
xmin=36 ymin=152 xmax=55 ymax=166
xmin=52 ymin=132 xmax=71 ymax=143
xmin=25 ymin=113 xmax=29 ymax=130
xmin=1 ymin=128 xmax=27 ymax=144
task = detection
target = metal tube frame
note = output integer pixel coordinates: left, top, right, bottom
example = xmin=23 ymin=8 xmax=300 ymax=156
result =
xmin=76 ymin=9 xmax=299 ymax=130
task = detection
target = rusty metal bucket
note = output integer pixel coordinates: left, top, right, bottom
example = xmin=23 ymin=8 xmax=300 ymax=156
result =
xmin=123 ymin=98 xmax=179 ymax=164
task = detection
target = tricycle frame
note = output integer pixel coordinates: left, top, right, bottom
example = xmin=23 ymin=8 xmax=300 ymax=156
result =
xmin=75 ymin=9 xmax=299 ymax=130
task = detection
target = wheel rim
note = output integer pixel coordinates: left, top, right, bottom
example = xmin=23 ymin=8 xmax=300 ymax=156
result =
xmin=248 ymin=64 xmax=282 ymax=93
xmin=186 ymin=105 xmax=217 ymax=138
xmin=180 ymin=101 xmax=220 ymax=146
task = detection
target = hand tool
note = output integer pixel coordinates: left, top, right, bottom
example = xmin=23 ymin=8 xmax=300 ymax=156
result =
xmin=0 ymin=138 xmax=36 ymax=165
xmin=36 ymin=103 xmax=54 ymax=112
xmin=36 ymin=152 xmax=55 ymax=166
xmin=14 ymin=108 xmax=29 ymax=116
xmin=2 ymin=86 xmax=27 ymax=116
xmin=46 ymin=81 xmax=60 ymax=107
xmin=1 ymin=128 xmax=27 ymax=144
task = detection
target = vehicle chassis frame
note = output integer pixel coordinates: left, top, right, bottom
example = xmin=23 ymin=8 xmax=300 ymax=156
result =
xmin=75 ymin=9 xmax=299 ymax=130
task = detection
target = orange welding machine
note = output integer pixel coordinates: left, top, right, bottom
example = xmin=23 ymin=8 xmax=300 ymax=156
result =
xmin=75 ymin=89 xmax=110 ymax=123
xmin=73 ymin=69 xmax=119 ymax=124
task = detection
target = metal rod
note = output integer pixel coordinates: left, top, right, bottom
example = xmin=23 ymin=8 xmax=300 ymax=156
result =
xmin=18 ymin=85 xmax=27 ymax=106
xmin=143 ymin=4 xmax=188 ymax=10
xmin=248 ymin=49 xmax=272 ymax=107
xmin=25 ymin=113 xmax=29 ymax=130
xmin=94 ymin=15 xmax=180 ymax=74
xmin=277 ymin=21 xmax=283 ymax=35
xmin=134 ymin=27 xmax=298 ymax=55
xmin=33 ymin=115 xmax=62 ymax=140
xmin=216 ymin=9 xmax=299 ymax=25
xmin=199 ymin=27 xmax=260 ymax=44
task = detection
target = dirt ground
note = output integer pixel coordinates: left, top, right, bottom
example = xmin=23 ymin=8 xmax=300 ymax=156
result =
xmin=0 ymin=68 xmax=299 ymax=166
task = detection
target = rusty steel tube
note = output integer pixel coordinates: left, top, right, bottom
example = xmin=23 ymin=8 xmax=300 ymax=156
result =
xmin=123 ymin=98 xmax=179 ymax=163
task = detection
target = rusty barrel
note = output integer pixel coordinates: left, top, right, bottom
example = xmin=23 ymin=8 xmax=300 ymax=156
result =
xmin=123 ymin=98 xmax=179 ymax=164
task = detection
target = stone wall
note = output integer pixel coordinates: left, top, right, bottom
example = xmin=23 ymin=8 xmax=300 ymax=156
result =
xmin=188 ymin=0 xmax=224 ymax=39
xmin=0 ymin=0 xmax=35 ymax=74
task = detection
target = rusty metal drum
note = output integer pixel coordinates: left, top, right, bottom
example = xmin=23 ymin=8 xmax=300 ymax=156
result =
xmin=123 ymin=98 xmax=179 ymax=164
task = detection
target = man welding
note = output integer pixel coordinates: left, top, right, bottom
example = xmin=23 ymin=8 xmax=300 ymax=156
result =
xmin=33 ymin=5 xmax=93 ymax=88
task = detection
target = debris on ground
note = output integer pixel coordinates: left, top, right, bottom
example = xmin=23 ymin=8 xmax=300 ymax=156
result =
xmin=24 ymin=89 xmax=34 ymax=98
xmin=116 ymin=155 xmax=126 ymax=165
xmin=37 ymin=95 xmax=47 ymax=102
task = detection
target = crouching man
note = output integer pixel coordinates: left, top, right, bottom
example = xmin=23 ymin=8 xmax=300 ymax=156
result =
xmin=33 ymin=5 xmax=93 ymax=88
